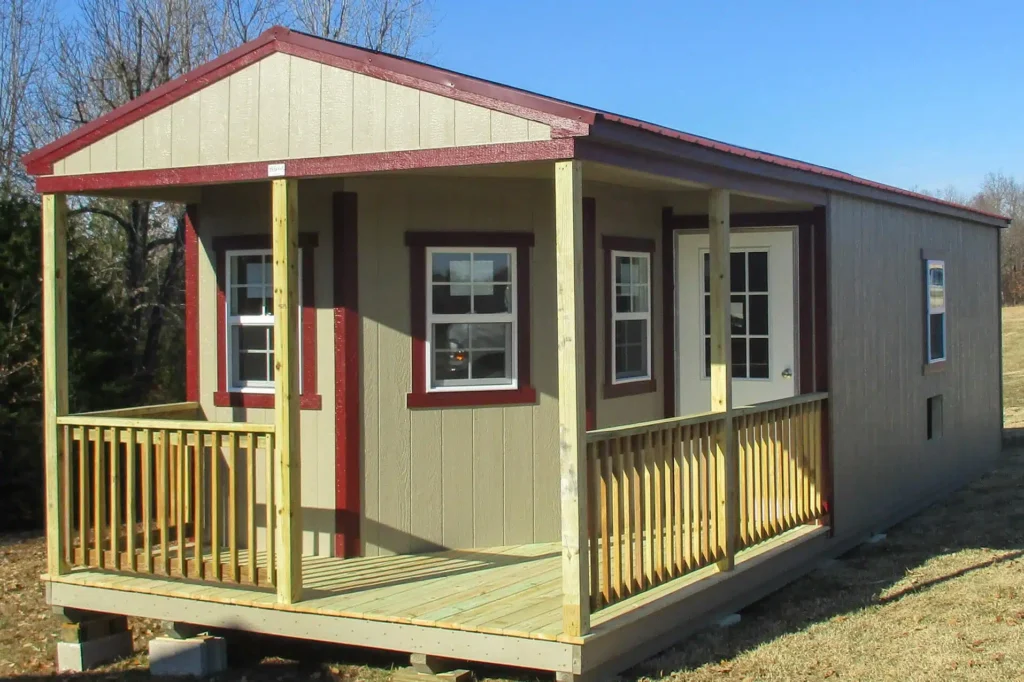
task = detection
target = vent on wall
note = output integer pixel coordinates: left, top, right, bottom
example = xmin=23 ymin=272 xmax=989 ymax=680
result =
xmin=927 ymin=395 xmax=943 ymax=440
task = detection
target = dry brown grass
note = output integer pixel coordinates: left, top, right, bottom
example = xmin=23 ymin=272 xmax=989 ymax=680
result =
xmin=1 ymin=311 xmax=1022 ymax=680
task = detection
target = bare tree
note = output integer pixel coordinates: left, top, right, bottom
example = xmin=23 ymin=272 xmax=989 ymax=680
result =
xmin=287 ymin=0 xmax=432 ymax=55
xmin=0 ymin=0 xmax=52 ymax=195
xmin=972 ymin=173 xmax=1024 ymax=303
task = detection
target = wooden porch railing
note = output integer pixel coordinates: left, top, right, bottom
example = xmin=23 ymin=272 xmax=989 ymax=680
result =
xmin=56 ymin=402 xmax=278 ymax=588
xmin=585 ymin=393 xmax=828 ymax=611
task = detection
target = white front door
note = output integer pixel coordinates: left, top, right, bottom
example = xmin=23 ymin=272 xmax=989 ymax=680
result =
xmin=676 ymin=229 xmax=797 ymax=416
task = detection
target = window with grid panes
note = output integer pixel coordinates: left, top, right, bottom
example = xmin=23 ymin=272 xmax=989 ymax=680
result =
xmin=702 ymin=250 xmax=770 ymax=379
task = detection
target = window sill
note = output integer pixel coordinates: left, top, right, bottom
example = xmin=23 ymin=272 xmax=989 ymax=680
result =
xmin=604 ymin=379 xmax=657 ymax=399
xmin=213 ymin=391 xmax=323 ymax=410
xmin=923 ymin=361 xmax=947 ymax=375
xmin=407 ymin=386 xmax=538 ymax=409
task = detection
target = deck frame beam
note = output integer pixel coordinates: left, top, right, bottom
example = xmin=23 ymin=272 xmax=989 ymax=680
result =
xmin=554 ymin=159 xmax=591 ymax=636
xmin=42 ymin=193 xmax=70 ymax=577
xmin=272 ymin=178 xmax=302 ymax=603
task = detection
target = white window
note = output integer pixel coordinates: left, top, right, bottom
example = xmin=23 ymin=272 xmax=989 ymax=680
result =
xmin=225 ymin=249 xmax=302 ymax=393
xmin=926 ymin=259 xmax=946 ymax=363
xmin=611 ymin=251 xmax=652 ymax=383
xmin=426 ymin=247 xmax=517 ymax=391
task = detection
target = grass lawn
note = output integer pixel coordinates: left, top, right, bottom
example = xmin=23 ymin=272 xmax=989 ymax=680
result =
xmin=2 ymin=310 xmax=1023 ymax=680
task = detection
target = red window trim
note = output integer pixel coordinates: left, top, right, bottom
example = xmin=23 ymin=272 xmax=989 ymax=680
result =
xmin=184 ymin=205 xmax=200 ymax=402
xmin=405 ymin=231 xmax=536 ymax=409
xmin=213 ymin=233 xmax=322 ymax=410
xmin=603 ymin=234 xmax=657 ymax=399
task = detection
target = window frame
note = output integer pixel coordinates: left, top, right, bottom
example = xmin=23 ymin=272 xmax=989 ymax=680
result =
xmin=603 ymin=235 xmax=657 ymax=399
xmin=212 ymin=234 xmax=322 ymax=410
xmin=406 ymin=231 xmax=536 ymax=409
xmin=424 ymin=245 xmax=519 ymax=393
xmin=925 ymin=255 xmax=947 ymax=368
xmin=609 ymin=249 xmax=653 ymax=386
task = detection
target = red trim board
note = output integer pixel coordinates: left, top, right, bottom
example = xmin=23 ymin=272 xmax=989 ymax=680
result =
xmin=211 ymin=233 xmax=322 ymax=410
xmin=405 ymin=231 xmax=537 ymax=409
xmin=34 ymin=139 xmax=576 ymax=194
xmin=184 ymin=205 xmax=200 ymax=403
xmin=333 ymin=192 xmax=361 ymax=558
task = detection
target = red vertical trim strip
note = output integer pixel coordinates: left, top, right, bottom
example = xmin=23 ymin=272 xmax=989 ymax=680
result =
xmin=517 ymin=242 xmax=532 ymax=388
xmin=184 ymin=205 xmax=200 ymax=403
xmin=661 ymin=207 xmax=676 ymax=418
xmin=409 ymin=243 xmax=427 ymax=395
xmin=583 ymin=197 xmax=597 ymax=430
xmin=797 ymin=222 xmax=814 ymax=394
xmin=334 ymin=192 xmax=361 ymax=558
xmin=301 ymin=248 xmax=318 ymax=398
xmin=215 ymin=244 xmax=228 ymax=399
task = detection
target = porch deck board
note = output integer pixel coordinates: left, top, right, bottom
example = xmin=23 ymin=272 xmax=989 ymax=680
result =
xmin=52 ymin=542 xmax=568 ymax=641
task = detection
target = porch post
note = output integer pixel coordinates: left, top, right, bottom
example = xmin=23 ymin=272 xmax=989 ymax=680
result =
xmin=272 ymin=178 xmax=302 ymax=603
xmin=42 ymin=193 xmax=69 ymax=577
xmin=708 ymin=189 xmax=738 ymax=571
xmin=554 ymin=160 xmax=590 ymax=636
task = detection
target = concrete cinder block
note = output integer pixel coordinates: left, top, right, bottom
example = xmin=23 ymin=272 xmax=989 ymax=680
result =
xmin=56 ymin=630 xmax=133 ymax=672
xmin=149 ymin=636 xmax=227 ymax=677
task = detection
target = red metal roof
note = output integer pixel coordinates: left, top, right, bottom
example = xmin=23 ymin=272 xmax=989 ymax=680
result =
xmin=23 ymin=26 xmax=1008 ymax=224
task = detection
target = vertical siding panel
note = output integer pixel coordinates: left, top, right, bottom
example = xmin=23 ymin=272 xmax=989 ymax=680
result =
xmin=531 ymin=189 xmax=560 ymax=541
xmin=63 ymin=148 xmax=90 ymax=174
xmin=454 ymin=101 xmax=491 ymax=146
xmin=410 ymin=411 xmax=443 ymax=550
xmin=257 ymin=52 xmax=290 ymax=160
xmin=352 ymin=73 xmax=386 ymax=153
xmin=320 ymin=66 xmax=354 ymax=156
xmin=356 ymin=183 xmax=381 ymax=555
xmin=228 ymin=62 xmax=260 ymax=163
xmin=89 ymin=134 xmax=117 ymax=173
xmin=442 ymin=410 xmax=475 ymax=548
xmin=288 ymin=57 xmax=322 ymax=159
xmin=503 ymin=405 xmax=534 ymax=544
xmin=312 ymin=200 xmax=337 ymax=557
xmin=384 ymin=82 xmax=420 ymax=151
xmin=419 ymin=92 xmax=455 ymax=149
xmin=490 ymin=111 xmax=529 ymax=143
xmin=528 ymin=120 xmax=552 ymax=141
xmin=199 ymin=78 xmax=230 ymax=165
xmin=473 ymin=409 xmax=505 ymax=546
xmin=115 ymin=120 xmax=145 ymax=171
xmin=374 ymin=192 xmax=411 ymax=555
xmin=171 ymin=92 xmax=201 ymax=167
xmin=143 ymin=107 xmax=172 ymax=170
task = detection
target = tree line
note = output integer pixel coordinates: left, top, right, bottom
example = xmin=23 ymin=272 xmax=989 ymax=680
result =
xmin=0 ymin=0 xmax=431 ymax=530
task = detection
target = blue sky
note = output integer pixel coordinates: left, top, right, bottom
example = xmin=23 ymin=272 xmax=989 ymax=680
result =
xmin=423 ymin=0 xmax=1023 ymax=194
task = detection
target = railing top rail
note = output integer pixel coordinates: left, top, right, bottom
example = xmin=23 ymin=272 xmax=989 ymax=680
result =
xmin=586 ymin=409 xmax=723 ymax=442
xmin=731 ymin=391 xmax=829 ymax=417
xmin=71 ymin=401 xmax=201 ymax=418
xmin=584 ymin=391 xmax=829 ymax=443
xmin=56 ymin=414 xmax=275 ymax=433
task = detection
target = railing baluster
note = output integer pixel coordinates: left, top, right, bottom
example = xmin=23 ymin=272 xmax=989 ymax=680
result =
xmin=159 ymin=429 xmax=170 ymax=575
xmin=92 ymin=427 xmax=105 ymax=568
xmin=586 ymin=441 xmax=599 ymax=610
xmin=609 ymin=437 xmax=622 ymax=601
xmin=228 ymin=432 xmax=239 ymax=583
xmin=680 ymin=425 xmax=692 ymax=571
xmin=246 ymin=432 xmax=257 ymax=586
xmin=671 ymin=426 xmax=683 ymax=577
xmin=192 ymin=429 xmax=203 ymax=579
xmin=62 ymin=425 xmax=72 ymax=566
xmin=210 ymin=431 xmax=221 ymax=582
xmin=77 ymin=427 xmax=89 ymax=567
xmin=176 ymin=429 xmax=186 ymax=577
xmin=619 ymin=435 xmax=632 ymax=594
xmin=264 ymin=433 xmax=276 ymax=588
xmin=141 ymin=429 xmax=152 ymax=573
xmin=599 ymin=440 xmax=611 ymax=605
xmin=653 ymin=429 xmax=665 ymax=583
xmin=125 ymin=427 xmax=136 ymax=571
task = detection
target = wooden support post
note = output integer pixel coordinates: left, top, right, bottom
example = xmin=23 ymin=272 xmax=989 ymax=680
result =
xmin=554 ymin=160 xmax=590 ymax=636
xmin=272 ymin=178 xmax=302 ymax=604
xmin=42 ymin=193 xmax=69 ymax=577
xmin=708 ymin=189 xmax=737 ymax=572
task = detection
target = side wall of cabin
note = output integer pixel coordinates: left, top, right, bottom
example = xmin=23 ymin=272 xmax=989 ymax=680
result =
xmin=827 ymin=193 xmax=1002 ymax=541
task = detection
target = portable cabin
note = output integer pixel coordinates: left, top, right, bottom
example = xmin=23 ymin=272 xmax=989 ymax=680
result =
xmin=24 ymin=26 xmax=1007 ymax=681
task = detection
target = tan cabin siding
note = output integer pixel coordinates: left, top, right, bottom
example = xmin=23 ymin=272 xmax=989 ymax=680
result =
xmin=196 ymin=182 xmax=338 ymax=558
xmin=346 ymin=176 xmax=562 ymax=556
xmin=827 ymin=193 xmax=1002 ymax=541
xmin=50 ymin=53 xmax=552 ymax=176
xmin=590 ymin=184 xmax=666 ymax=428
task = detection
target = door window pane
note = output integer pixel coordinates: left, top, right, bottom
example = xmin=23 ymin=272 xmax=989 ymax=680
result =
xmin=702 ymin=249 xmax=770 ymax=380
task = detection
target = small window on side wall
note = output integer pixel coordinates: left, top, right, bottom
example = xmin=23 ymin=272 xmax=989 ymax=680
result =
xmin=603 ymin=236 xmax=656 ymax=398
xmin=926 ymin=259 xmax=946 ymax=364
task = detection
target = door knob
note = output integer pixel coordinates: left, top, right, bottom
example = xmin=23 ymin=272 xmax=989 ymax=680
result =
xmin=781 ymin=368 xmax=793 ymax=379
